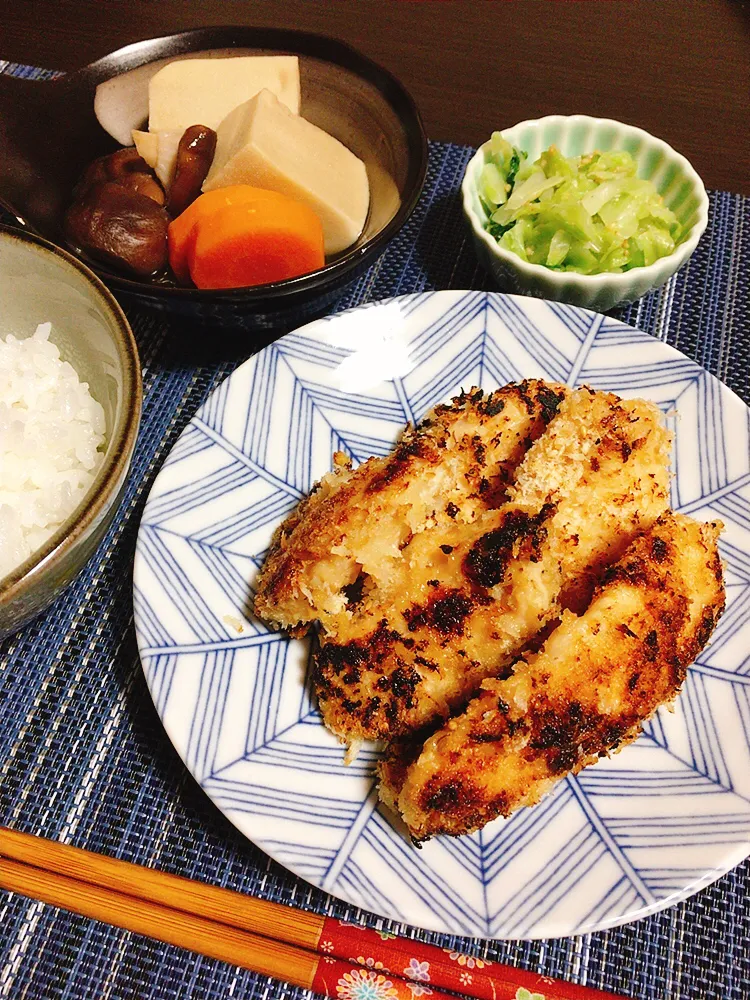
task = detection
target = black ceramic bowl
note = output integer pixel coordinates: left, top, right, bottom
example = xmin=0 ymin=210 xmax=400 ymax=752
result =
xmin=0 ymin=26 xmax=428 ymax=329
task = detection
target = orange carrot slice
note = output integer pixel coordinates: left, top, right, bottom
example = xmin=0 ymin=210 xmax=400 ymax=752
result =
xmin=167 ymin=185 xmax=325 ymax=289
xmin=168 ymin=186 xmax=256 ymax=284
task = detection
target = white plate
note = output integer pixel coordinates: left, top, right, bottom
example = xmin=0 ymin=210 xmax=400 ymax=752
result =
xmin=133 ymin=291 xmax=750 ymax=939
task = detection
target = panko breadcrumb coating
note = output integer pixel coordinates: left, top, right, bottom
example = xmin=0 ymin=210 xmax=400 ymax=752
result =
xmin=255 ymin=382 xmax=671 ymax=742
xmin=379 ymin=512 xmax=725 ymax=841
xmin=255 ymin=381 xmax=566 ymax=631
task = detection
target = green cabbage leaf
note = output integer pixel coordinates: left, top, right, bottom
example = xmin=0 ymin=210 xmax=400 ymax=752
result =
xmin=478 ymin=133 xmax=681 ymax=274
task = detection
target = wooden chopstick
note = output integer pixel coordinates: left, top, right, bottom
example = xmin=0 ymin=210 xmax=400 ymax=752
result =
xmin=0 ymin=848 xmax=461 ymax=1000
xmin=0 ymin=827 xmax=630 ymax=1000
xmin=0 ymin=826 xmax=323 ymax=949
xmin=0 ymin=854 xmax=318 ymax=985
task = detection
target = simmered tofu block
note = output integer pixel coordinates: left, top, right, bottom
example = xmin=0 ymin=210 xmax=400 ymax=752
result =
xmin=202 ymin=89 xmax=370 ymax=254
xmin=148 ymin=56 xmax=301 ymax=134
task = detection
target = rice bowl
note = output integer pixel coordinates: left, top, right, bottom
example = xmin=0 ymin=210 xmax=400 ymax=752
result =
xmin=0 ymin=322 xmax=107 ymax=580
xmin=0 ymin=224 xmax=141 ymax=638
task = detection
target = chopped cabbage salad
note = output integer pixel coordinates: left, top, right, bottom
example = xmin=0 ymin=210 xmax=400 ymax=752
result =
xmin=478 ymin=133 xmax=681 ymax=274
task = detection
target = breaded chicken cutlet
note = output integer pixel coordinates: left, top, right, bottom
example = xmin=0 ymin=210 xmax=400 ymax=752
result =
xmin=255 ymin=382 xmax=672 ymax=742
xmin=256 ymin=380 xmax=567 ymax=630
xmin=379 ymin=512 xmax=725 ymax=840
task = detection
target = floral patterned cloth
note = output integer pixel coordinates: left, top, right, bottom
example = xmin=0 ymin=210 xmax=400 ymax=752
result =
xmin=309 ymin=919 xmax=626 ymax=1000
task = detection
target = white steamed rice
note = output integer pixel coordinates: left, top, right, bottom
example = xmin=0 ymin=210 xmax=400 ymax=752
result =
xmin=0 ymin=322 xmax=106 ymax=581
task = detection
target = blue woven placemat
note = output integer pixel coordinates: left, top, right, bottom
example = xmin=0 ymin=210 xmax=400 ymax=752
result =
xmin=0 ymin=62 xmax=748 ymax=1000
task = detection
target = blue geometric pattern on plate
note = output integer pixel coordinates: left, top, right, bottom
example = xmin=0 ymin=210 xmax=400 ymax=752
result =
xmin=133 ymin=291 xmax=750 ymax=939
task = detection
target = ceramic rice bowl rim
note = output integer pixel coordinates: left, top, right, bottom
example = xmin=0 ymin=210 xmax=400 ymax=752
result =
xmin=0 ymin=224 xmax=142 ymax=605
xmin=461 ymin=113 xmax=709 ymax=294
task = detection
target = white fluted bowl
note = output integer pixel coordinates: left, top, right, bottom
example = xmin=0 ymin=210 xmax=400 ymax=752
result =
xmin=462 ymin=115 xmax=709 ymax=311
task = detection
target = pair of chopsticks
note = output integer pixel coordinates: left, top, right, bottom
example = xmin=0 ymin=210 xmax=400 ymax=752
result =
xmin=0 ymin=827 xmax=629 ymax=1000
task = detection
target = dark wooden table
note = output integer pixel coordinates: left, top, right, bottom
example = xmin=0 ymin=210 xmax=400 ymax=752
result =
xmin=1 ymin=0 xmax=748 ymax=195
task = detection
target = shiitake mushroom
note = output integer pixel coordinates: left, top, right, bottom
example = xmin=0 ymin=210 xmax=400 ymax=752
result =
xmin=73 ymin=148 xmax=162 ymax=201
xmin=167 ymin=126 xmax=217 ymax=218
xmin=118 ymin=170 xmax=166 ymax=206
xmin=64 ymin=180 xmax=169 ymax=277
xmin=65 ymin=150 xmax=169 ymax=277
xmin=65 ymin=124 xmax=217 ymax=280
